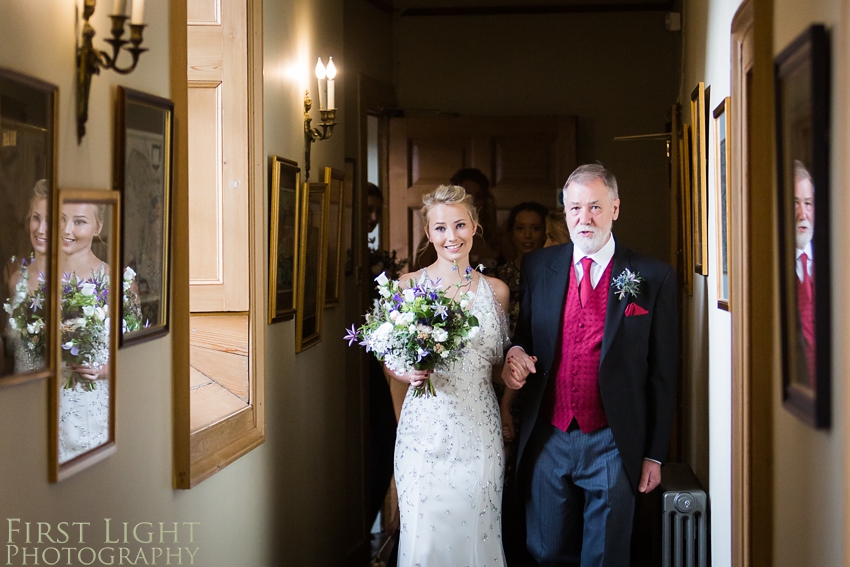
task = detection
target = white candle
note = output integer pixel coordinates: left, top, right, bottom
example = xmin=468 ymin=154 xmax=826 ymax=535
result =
xmin=130 ymin=0 xmax=145 ymax=24
xmin=326 ymin=57 xmax=336 ymax=109
xmin=113 ymin=0 xmax=127 ymax=15
xmin=315 ymin=57 xmax=327 ymax=110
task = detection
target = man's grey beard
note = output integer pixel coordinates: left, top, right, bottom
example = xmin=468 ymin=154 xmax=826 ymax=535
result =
xmin=796 ymin=220 xmax=813 ymax=250
xmin=569 ymin=223 xmax=612 ymax=255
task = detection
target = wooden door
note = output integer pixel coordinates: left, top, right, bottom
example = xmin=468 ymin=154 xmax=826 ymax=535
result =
xmin=187 ymin=0 xmax=249 ymax=312
xmin=388 ymin=115 xmax=577 ymax=262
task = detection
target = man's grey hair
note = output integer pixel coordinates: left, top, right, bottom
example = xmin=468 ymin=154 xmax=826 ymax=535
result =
xmin=562 ymin=163 xmax=619 ymax=203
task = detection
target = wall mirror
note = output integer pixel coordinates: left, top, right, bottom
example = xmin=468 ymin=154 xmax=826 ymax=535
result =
xmin=116 ymin=87 xmax=174 ymax=346
xmin=295 ymin=182 xmax=327 ymax=352
xmin=0 ymin=68 xmax=57 ymax=387
xmin=51 ymin=189 xmax=121 ymax=481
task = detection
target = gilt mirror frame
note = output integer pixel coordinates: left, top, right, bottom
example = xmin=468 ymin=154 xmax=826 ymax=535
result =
xmin=50 ymin=189 xmax=121 ymax=482
xmin=295 ymin=182 xmax=328 ymax=352
xmin=268 ymin=156 xmax=300 ymax=324
xmin=115 ymin=87 xmax=174 ymax=347
xmin=323 ymin=166 xmax=345 ymax=308
xmin=0 ymin=68 xmax=58 ymax=388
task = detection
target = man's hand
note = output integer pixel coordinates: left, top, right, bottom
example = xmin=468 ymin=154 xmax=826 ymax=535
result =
xmin=502 ymin=346 xmax=537 ymax=389
xmin=638 ymin=460 xmax=662 ymax=493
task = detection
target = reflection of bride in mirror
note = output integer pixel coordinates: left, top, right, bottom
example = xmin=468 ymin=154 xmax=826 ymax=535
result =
xmin=58 ymin=201 xmax=111 ymax=462
xmin=3 ymin=180 xmax=49 ymax=374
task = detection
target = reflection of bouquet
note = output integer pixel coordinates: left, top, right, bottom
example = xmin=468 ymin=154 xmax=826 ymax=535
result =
xmin=122 ymin=266 xmax=149 ymax=333
xmin=345 ymin=265 xmax=480 ymax=397
xmin=60 ymin=268 xmax=111 ymax=390
xmin=3 ymin=256 xmax=47 ymax=364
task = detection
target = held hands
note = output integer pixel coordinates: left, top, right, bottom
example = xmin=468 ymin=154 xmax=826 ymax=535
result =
xmin=502 ymin=346 xmax=537 ymax=389
xmin=638 ymin=459 xmax=662 ymax=493
xmin=69 ymin=364 xmax=104 ymax=382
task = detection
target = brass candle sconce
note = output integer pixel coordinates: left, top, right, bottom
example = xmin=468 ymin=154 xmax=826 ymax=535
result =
xmin=304 ymin=57 xmax=337 ymax=180
xmin=76 ymin=0 xmax=148 ymax=143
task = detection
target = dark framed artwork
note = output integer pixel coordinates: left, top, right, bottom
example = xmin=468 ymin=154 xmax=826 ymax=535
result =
xmin=678 ymin=122 xmax=694 ymax=296
xmin=268 ymin=156 xmax=300 ymax=324
xmin=0 ymin=69 xmax=58 ymax=387
xmin=295 ymin=182 xmax=327 ymax=352
xmin=690 ymin=82 xmax=710 ymax=276
xmin=713 ymin=98 xmax=732 ymax=311
xmin=323 ymin=166 xmax=345 ymax=308
xmin=343 ymin=158 xmax=355 ymax=276
xmin=115 ymin=87 xmax=174 ymax=347
xmin=51 ymin=189 xmax=121 ymax=481
xmin=775 ymin=24 xmax=830 ymax=428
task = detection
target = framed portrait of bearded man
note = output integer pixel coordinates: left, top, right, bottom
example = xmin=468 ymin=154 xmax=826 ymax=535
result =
xmin=775 ymin=24 xmax=830 ymax=428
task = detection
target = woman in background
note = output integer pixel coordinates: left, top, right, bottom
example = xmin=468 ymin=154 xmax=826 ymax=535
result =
xmin=545 ymin=209 xmax=570 ymax=247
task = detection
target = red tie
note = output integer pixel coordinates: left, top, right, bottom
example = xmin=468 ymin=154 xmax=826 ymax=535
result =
xmin=579 ymin=256 xmax=594 ymax=308
xmin=800 ymin=252 xmax=813 ymax=300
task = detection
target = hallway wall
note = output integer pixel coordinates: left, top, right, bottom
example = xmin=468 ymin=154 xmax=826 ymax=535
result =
xmin=393 ymin=11 xmax=681 ymax=262
xmin=0 ymin=1 xmax=351 ymax=565
xmin=772 ymin=1 xmax=846 ymax=566
xmin=683 ymin=0 xmax=848 ymax=564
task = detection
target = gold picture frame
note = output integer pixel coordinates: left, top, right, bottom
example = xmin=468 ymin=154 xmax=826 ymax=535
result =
xmin=690 ymin=82 xmax=710 ymax=276
xmin=51 ymin=189 xmax=121 ymax=482
xmin=295 ymin=182 xmax=328 ymax=352
xmin=0 ymin=68 xmax=58 ymax=387
xmin=268 ymin=156 xmax=301 ymax=324
xmin=713 ymin=98 xmax=732 ymax=311
xmin=679 ymin=122 xmax=694 ymax=296
xmin=323 ymin=167 xmax=345 ymax=308
xmin=115 ymin=87 xmax=174 ymax=346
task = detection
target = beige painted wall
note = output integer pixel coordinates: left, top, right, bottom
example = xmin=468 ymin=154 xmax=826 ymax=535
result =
xmin=681 ymin=0 xmax=848 ymax=563
xmin=772 ymin=2 xmax=845 ymax=566
xmin=393 ymin=11 xmax=681 ymax=261
xmin=0 ymin=0 xmax=353 ymax=565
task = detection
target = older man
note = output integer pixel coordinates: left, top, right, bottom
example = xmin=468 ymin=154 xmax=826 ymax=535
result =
xmin=793 ymin=160 xmax=816 ymax=387
xmin=503 ymin=164 xmax=678 ymax=566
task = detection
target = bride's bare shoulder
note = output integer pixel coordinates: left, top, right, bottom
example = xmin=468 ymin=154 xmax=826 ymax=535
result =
xmin=482 ymin=275 xmax=510 ymax=311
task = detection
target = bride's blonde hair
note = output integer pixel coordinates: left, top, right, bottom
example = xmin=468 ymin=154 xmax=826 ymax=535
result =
xmin=421 ymin=185 xmax=481 ymax=238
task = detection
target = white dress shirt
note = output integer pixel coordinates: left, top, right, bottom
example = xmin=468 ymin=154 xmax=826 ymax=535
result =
xmin=572 ymin=234 xmax=616 ymax=287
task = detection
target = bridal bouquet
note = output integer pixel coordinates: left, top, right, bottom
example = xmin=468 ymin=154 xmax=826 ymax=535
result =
xmin=60 ymin=267 xmax=111 ymax=390
xmin=344 ymin=266 xmax=481 ymax=397
xmin=121 ymin=266 xmax=148 ymax=333
xmin=3 ymin=257 xmax=47 ymax=363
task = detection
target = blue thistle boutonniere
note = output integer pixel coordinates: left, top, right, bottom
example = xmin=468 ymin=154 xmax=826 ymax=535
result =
xmin=612 ymin=268 xmax=644 ymax=300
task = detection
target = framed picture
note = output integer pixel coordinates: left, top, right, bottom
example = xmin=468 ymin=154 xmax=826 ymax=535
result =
xmin=115 ymin=87 xmax=174 ymax=346
xmin=295 ymin=182 xmax=328 ymax=352
xmin=268 ymin=156 xmax=301 ymax=324
xmin=343 ymin=158 xmax=355 ymax=276
xmin=323 ymin=166 xmax=345 ymax=308
xmin=0 ymin=69 xmax=57 ymax=387
xmin=690 ymin=82 xmax=710 ymax=276
xmin=713 ymin=98 xmax=732 ymax=311
xmin=775 ymin=24 xmax=830 ymax=428
xmin=678 ymin=122 xmax=694 ymax=296
xmin=51 ymin=189 xmax=121 ymax=481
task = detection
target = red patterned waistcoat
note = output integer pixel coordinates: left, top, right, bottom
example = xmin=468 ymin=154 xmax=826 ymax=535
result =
xmin=547 ymin=260 xmax=614 ymax=433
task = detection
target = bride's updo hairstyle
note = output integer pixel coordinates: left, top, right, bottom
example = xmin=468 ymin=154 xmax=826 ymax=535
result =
xmin=421 ymin=184 xmax=481 ymax=238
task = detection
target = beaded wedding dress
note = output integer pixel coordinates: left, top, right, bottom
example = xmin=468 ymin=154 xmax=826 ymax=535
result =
xmin=394 ymin=273 xmax=510 ymax=567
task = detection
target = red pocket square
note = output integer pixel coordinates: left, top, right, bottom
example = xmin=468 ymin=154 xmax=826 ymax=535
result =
xmin=625 ymin=303 xmax=649 ymax=316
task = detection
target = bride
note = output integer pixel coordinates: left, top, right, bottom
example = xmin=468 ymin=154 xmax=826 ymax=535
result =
xmin=386 ymin=185 xmax=511 ymax=566
xmin=57 ymin=201 xmax=111 ymax=462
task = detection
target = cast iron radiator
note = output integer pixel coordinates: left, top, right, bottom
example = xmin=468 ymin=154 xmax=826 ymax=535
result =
xmin=660 ymin=463 xmax=709 ymax=567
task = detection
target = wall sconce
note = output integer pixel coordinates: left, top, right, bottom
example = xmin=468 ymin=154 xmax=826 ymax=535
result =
xmin=76 ymin=0 xmax=148 ymax=143
xmin=304 ymin=57 xmax=337 ymax=180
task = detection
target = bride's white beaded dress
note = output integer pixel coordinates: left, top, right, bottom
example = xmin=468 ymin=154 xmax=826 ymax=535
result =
xmin=394 ymin=272 xmax=510 ymax=566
